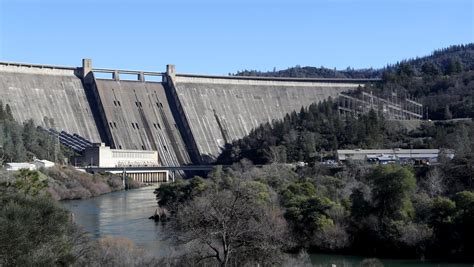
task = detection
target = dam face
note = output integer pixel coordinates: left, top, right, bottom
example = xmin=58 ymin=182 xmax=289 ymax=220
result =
xmin=0 ymin=60 xmax=374 ymax=165
xmin=93 ymin=78 xmax=190 ymax=166
xmin=0 ymin=63 xmax=101 ymax=142
xmin=173 ymin=75 xmax=364 ymax=160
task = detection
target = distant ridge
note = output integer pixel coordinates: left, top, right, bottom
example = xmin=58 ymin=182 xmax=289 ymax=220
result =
xmin=234 ymin=43 xmax=474 ymax=79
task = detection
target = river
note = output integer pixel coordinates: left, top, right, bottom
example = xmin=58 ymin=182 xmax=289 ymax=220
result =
xmin=62 ymin=186 xmax=172 ymax=256
xmin=62 ymin=187 xmax=471 ymax=267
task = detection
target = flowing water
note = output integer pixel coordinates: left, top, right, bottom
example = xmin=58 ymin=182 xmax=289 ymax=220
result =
xmin=62 ymin=187 xmax=472 ymax=266
xmin=62 ymin=186 xmax=172 ymax=256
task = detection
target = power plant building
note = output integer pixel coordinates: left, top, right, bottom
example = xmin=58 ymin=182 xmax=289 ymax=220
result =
xmin=76 ymin=143 xmax=168 ymax=183
xmin=78 ymin=143 xmax=159 ymax=168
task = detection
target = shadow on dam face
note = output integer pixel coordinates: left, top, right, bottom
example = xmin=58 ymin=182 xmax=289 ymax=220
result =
xmin=0 ymin=65 xmax=101 ymax=143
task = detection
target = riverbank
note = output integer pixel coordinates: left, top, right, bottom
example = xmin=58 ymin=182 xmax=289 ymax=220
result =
xmin=309 ymin=253 xmax=472 ymax=267
xmin=62 ymin=186 xmax=473 ymax=267
xmin=0 ymin=166 xmax=145 ymax=201
xmin=46 ymin=166 xmax=128 ymax=200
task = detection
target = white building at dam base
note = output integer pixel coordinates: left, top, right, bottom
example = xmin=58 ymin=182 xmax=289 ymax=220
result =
xmin=76 ymin=143 xmax=168 ymax=183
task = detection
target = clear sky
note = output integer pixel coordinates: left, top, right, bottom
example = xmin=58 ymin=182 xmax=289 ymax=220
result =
xmin=0 ymin=0 xmax=472 ymax=75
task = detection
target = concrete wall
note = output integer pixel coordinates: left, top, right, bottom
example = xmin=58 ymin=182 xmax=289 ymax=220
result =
xmin=174 ymin=75 xmax=364 ymax=160
xmin=0 ymin=60 xmax=374 ymax=165
xmin=93 ymin=79 xmax=190 ymax=166
xmin=0 ymin=64 xmax=101 ymax=142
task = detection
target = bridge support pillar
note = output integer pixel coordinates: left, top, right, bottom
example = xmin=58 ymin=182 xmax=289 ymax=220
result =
xmin=122 ymin=168 xmax=126 ymax=189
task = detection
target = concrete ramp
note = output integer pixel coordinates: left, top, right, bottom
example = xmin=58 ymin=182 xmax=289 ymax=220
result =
xmin=93 ymin=79 xmax=190 ymax=166
xmin=174 ymin=75 xmax=364 ymax=160
xmin=0 ymin=64 xmax=101 ymax=142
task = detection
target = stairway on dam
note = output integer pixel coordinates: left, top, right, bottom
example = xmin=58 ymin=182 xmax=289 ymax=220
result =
xmin=0 ymin=59 xmax=375 ymax=166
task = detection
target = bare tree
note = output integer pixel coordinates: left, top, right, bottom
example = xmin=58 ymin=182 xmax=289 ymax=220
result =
xmin=169 ymin=181 xmax=289 ymax=266
xmin=264 ymin=145 xmax=287 ymax=164
xmin=426 ymin=168 xmax=444 ymax=197
xmin=313 ymin=224 xmax=350 ymax=251
xmin=84 ymin=236 xmax=157 ymax=267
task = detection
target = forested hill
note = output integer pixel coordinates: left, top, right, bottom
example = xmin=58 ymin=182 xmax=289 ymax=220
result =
xmin=234 ymin=65 xmax=381 ymax=79
xmin=237 ymin=44 xmax=474 ymax=120
xmin=381 ymin=44 xmax=474 ymax=120
xmin=390 ymin=44 xmax=474 ymax=76
xmin=233 ymin=44 xmax=474 ymax=78
xmin=216 ymin=99 xmax=474 ymax=165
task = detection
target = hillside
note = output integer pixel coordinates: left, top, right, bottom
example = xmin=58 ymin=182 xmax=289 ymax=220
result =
xmin=392 ymin=44 xmax=474 ymax=75
xmin=216 ymin=100 xmax=474 ymax=165
xmin=234 ymin=65 xmax=381 ymax=79
xmin=235 ymin=44 xmax=474 ymax=120
xmin=211 ymin=79 xmax=474 ymax=262
xmin=234 ymin=44 xmax=474 ymax=78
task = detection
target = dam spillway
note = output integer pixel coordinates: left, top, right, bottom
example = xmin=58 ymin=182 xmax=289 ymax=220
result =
xmin=92 ymin=78 xmax=191 ymax=166
xmin=0 ymin=60 xmax=376 ymax=164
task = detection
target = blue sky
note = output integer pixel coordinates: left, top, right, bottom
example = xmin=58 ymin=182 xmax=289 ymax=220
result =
xmin=0 ymin=0 xmax=472 ymax=74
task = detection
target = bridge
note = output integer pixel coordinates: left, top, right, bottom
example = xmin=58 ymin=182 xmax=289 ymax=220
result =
xmin=84 ymin=165 xmax=215 ymax=173
xmin=83 ymin=165 xmax=217 ymax=183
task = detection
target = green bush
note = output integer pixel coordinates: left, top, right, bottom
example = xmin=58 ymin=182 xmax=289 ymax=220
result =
xmin=0 ymin=189 xmax=76 ymax=266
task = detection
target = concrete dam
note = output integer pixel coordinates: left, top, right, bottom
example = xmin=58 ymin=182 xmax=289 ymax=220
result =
xmin=0 ymin=59 xmax=376 ymax=165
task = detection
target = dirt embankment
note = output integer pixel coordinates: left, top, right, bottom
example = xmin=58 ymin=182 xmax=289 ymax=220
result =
xmin=43 ymin=166 xmax=141 ymax=200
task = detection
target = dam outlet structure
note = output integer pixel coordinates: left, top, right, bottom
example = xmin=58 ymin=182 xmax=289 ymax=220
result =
xmin=0 ymin=59 xmax=377 ymax=165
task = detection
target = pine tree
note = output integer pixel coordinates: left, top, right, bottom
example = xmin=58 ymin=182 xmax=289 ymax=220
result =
xmin=5 ymin=104 xmax=14 ymax=121
xmin=444 ymin=105 xmax=453 ymax=120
